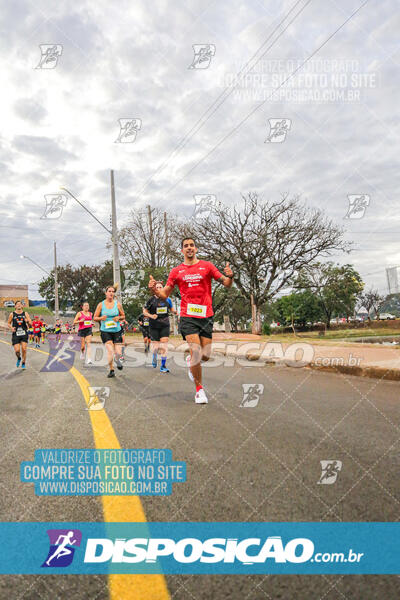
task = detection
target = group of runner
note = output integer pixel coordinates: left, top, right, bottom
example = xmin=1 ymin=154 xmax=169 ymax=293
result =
xmin=8 ymin=238 xmax=233 ymax=403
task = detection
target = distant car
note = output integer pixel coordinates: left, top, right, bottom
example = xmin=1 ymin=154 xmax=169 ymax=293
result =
xmin=377 ymin=313 xmax=396 ymax=320
xmin=4 ymin=300 xmax=15 ymax=307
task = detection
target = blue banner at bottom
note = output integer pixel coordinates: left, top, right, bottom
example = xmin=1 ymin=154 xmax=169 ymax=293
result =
xmin=0 ymin=522 xmax=398 ymax=574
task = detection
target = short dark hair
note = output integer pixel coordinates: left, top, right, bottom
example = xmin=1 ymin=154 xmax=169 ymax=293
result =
xmin=181 ymin=237 xmax=196 ymax=248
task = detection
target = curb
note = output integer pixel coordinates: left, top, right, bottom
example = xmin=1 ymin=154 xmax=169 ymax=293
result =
xmin=308 ymin=363 xmax=400 ymax=382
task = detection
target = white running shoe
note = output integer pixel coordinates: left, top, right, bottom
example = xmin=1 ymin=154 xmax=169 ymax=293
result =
xmin=86 ymin=358 xmax=93 ymax=365
xmin=80 ymin=352 xmax=85 ymax=360
xmin=186 ymin=354 xmax=194 ymax=382
xmin=195 ymin=388 xmax=208 ymax=404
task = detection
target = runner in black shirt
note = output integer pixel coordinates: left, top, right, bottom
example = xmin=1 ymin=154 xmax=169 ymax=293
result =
xmin=138 ymin=313 xmax=151 ymax=354
xmin=143 ymin=281 xmax=176 ymax=372
xmin=7 ymin=300 xmax=32 ymax=369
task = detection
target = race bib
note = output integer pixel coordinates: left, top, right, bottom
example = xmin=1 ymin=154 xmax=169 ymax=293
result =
xmin=105 ymin=320 xmax=117 ymax=329
xmin=16 ymin=328 xmax=25 ymax=336
xmin=187 ymin=303 xmax=207 ymax=317
xmin=83 ymin=320 xmax=92 ymax=326
xmin=157 ymin=306 xmax=167 ymax=315
xmin=143 ymin=321 xmax=149 ymax=326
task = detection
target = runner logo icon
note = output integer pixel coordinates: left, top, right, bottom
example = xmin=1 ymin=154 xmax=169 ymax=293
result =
xmin=317 ymin=460 xmax=342 ymax=485
xmin=42 ymin=529 xmax=82 ymax=567
xmin=240 ymin=384 xmax=264 ymax=408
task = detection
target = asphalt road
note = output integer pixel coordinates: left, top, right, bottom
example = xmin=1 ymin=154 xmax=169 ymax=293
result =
xmin=0 ymin=334 xmax=399 ymax=599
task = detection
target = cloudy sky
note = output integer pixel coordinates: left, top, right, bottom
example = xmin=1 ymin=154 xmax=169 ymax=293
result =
xmin=0 ymin=0 xmax=398 ymax=298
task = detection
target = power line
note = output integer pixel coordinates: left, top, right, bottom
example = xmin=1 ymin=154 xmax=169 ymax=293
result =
xmin=136 ymin=0 xmax=312 ymax=198
xmin=164 ymin=0 xmax=370 ymax=197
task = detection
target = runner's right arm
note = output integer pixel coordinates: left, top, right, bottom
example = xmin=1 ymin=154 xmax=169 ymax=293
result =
xmin=7 ymin=312 xmax=14 ymax=330
xmin=93 ymin=303 xmax=107 ymax=322
xmin=143 ymin=302 xmax=157 ymax=320
xmin=73 ymin=311 xmax=81 ymax=325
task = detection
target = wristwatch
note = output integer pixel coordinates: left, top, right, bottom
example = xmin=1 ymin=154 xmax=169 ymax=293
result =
xmin=226 ymin=274 xmax=234 ymax=279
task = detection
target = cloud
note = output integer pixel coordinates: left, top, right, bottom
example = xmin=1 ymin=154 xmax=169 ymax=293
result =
xmin=0 ymin=0 xmax=397 ymax=297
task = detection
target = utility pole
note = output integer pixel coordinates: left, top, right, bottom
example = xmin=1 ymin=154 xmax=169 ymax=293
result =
xmin=110 ymin=170 xmax=122 ymax=301
xmin=54 ymin=241 xmax=59 ymax=319
xmin=147 ymin=205 xmax=155 ymax=267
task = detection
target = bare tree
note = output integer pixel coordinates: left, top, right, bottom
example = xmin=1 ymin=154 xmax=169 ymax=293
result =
xmin=178 ymin=192 xmax=350 ymax=333
xmin=118 ymin=206 xmax=181 ymax=269
xmin=360 ymin=288 xmax=385 ymax=321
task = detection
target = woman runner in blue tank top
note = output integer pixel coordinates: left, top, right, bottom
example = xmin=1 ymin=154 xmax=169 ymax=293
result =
xmin=93 ymin=284 xmax=126 ymax=378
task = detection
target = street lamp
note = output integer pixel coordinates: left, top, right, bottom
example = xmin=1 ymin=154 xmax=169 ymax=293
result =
xmin=60 ymin=171 xmax=122 ymax=300
xmin=20 ymin=255 xmax=50 ymax=275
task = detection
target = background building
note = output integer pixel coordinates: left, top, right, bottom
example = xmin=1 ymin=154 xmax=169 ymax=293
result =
xmin=0 ymin=284 xmax=29 ymax=308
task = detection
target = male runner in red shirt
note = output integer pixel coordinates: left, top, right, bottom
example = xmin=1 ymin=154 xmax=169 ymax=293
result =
xmin=31 ymin=316 xmax=43 ymax=348
xmin=149 ymin=237 xmax=233 ymax=404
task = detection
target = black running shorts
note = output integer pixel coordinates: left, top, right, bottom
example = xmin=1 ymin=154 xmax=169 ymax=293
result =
xmin=140 ymin=326 xmax=150 ymax=338
xmin=149 ymin=323 xmax=170 ymax=341
xmin=179 ymin=316 xmax=214 ymax=340
xmin=100 ymin=330 xmax=123 ymax=344
xmin=12 ymin=333 xmax=28 ymax=345
xmin=78 ymin=328 xmax=93 ymax=338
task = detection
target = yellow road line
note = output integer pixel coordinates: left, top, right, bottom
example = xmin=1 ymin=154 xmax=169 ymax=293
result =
xmin=1 ymin=339 xmax=170 ymax=600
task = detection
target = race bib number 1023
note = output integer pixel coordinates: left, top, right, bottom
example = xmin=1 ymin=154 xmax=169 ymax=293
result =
xmin=187 ymin=304 xmax=207 ymax=317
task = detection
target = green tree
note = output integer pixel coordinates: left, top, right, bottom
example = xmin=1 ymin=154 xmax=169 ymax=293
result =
xmin=38 ymin=261 xmax=114 ymax=312
xmin=213 ymin=287 xmax=251 ymax=332
xmin=295 ymin=262 xmax=364 ymax=328
xmin=274 ymin=290 xmax=323 ymax=333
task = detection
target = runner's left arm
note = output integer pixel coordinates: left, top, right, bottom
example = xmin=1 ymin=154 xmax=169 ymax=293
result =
xmin=25 ymin=312 xmax=33 ymax=327
xmin=115 ymin=302 xmax=125 ymax=321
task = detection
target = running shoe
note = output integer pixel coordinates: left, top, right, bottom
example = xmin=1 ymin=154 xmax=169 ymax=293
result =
xmin=160 ymin=366 xmax=170 ymax=373
xmin=115 ymin=356 xmax=123 ymax=370
xmin=107 ymin=370 xmax=115 ymax=378
xmin=16 ymin=358 xmax=21 ymax=367
xmin=195 ymin=389 xmax=208 ymax=404
xmin=186 ymin=354 xmax=194 ymax=382
xmin=80 ymin=351 xmax=85 ymax=360
xmin=86 ymin=358 xmax=93 ymax=365
xmin=21 ymin=363 xmax=26 ymax=369
xmin=152 ymin=354 xmax=157 ymax=368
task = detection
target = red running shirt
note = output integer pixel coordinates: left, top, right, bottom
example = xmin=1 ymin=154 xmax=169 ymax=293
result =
xmin=166 ymin=260 xmax=222 ymax=318
xmin=32 ymin=320 xmax=43 ymax=333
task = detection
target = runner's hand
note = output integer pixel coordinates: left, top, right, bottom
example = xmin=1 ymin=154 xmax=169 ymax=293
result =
xmin=224 ymin=262 xmax=233 ymax=277
xmin=148 ymin=275 xmax=156 ymax=291
xmin=150 ymin=314 xmax=158 ymax=320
